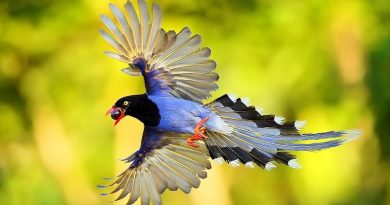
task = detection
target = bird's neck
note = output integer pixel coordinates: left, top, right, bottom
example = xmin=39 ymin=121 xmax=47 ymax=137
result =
xmin=129 ymin=94 xmax=161 ymax=127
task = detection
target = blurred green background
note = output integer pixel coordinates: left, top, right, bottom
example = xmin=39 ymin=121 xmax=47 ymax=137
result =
xmin=0 ymin=0 xmax=389 ymax=204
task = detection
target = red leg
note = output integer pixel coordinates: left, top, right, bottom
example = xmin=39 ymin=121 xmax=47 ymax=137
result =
xmin=187 ymin=117 xmax=209 ymax=148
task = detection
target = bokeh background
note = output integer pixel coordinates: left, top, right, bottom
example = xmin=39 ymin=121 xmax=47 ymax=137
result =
xmin=0 ymin=0 xmax=389 ymax=204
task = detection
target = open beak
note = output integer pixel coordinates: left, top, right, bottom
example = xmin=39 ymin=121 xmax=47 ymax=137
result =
xmin=106 ymin=106 xmax=125 ymax=126
xmin=105 ymin=107 xmax=115 ymax=116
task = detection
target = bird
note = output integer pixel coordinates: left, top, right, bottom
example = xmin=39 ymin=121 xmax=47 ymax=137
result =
xmin=99 ymin=1 xmax=362 ymax=204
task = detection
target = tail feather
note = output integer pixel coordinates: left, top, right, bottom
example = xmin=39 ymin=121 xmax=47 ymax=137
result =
xmin=204 ymin=94 xmax=362 ymax=169
xmin=212 ymin=94 xmax=302 ymax=134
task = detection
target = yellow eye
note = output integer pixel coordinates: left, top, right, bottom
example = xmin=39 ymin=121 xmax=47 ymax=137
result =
xmin=123 ymin=101 xmax=129 ymax=106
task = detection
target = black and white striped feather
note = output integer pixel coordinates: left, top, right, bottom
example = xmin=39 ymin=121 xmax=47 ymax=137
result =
xmin=204 ymin=94 xmax=361 ymax=170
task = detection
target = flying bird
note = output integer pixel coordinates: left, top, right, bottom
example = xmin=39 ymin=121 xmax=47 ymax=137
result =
xmin=99 ymin=1 xmax=361 ymax=204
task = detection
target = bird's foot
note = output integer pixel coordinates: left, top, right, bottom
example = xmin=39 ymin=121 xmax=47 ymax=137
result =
xmin=187 ymin=117 xmax=209 ymax=148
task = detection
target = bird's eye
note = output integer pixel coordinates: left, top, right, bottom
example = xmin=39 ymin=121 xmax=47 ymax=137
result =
xmin=123 ymin=101 xmax=129 ymax=106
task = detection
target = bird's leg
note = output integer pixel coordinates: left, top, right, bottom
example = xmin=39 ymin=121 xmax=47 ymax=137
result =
xmin=187 ymin=117 xmax=209 ymax=148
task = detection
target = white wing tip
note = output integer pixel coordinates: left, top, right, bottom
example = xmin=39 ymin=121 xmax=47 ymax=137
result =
xmin=255 ymin=107 xmax=264 ymax=115
xmin=241 ymin=97 xmax=250 ymax=106
xmin=343 ymin=129 xmax=363 ymax=143
xmin=108 ymin=3 xmax=117 ymax=10
xmin=227 ymin=94 xmax=238 ymax=102
xmin=288 ymin=159 xmax=301 ymax=169
xmin=121 ymin=68 xmax=142 ymax=76
xmin=214 ymin=157 xmax=224 ymax=165
xmin=295 ymin=120 xmax=307 ymax=130
xmin=265 ymin=162 xmax=276 ymax=171
xmin=274 ymin=116 xmax=285 ymax=125
xmin=229 ymin=160 xmax=240 ymax=168
xmin=99 ymin=14 xmax=108 ymax=20
xmin=245 ymin=161 xmax=255 ymax=168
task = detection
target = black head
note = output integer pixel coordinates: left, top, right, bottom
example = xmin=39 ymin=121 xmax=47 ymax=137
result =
xmin=106 ymin=94 xmax=160 ymax=126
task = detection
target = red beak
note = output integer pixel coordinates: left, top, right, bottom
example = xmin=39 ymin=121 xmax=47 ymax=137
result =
xmin=106 ymin=106 xmax=125 ymax=126
xmin=105 ymin=107 xmax=115 ymax=116
xmin=114 ymin=113 xmax=125 ymax=126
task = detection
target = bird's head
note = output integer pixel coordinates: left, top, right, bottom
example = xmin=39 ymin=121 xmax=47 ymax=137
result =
xmin=106 ymin=95 xmax=144 ymax=126
xmin=106 ymin=94 xmax=160 ymax=126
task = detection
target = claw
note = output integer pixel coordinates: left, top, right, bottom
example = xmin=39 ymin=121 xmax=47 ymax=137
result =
xmin=187 ymin=138 xmax=199 ymax=148
xmin=187 ymin=117 xmax=209 ymax=148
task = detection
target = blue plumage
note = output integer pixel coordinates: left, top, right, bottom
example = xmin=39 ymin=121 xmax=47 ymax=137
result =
xmin=148 ymin=95 xmax=208 ymax=133
xmin=148 ymin=95 xmax=227 ymax=134
xmin=99 ymin=1 xmax=361 ymax=204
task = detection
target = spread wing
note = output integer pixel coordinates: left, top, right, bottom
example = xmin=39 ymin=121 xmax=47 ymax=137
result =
xmin=100 ymin=0 xmax=219 ymax=103
xmin=100 ymin=128 xmax=211 ymax=205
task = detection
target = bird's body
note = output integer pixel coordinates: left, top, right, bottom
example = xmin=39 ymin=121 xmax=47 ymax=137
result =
xmin=98 ymin=1 xmax=362 ymax=204
xmin=148 ymin=94 xmax=230 ymax=134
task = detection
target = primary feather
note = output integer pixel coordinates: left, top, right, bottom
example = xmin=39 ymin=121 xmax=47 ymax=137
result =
xmin=100 ymin=0 xmax=218 ymax=103
xmin=99 ymin=1 xmax=362 ymax=204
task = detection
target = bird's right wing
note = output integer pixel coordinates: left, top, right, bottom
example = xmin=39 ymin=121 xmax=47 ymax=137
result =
xmin=100 ymin=128 xmax=211 ymax=205
xmin=100 ymin=0 xmax=218 ymax=103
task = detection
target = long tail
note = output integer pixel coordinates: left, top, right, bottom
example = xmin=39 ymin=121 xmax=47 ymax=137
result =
xmin=204 ymin=94 xmax=361 ymax=170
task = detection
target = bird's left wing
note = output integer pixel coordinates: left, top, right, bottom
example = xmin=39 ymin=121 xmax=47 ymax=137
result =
xmin=100 ymin=128 xmax=211 ymax=205
xmin=100 ymin=0 xmax=218 ymax=103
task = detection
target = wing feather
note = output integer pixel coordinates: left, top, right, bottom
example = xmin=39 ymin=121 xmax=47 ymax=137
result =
xmin=111 ymin=171 xmax=131 ymax=196
xmin=154 ymin=27 xmax=192 ymax=63
xmin=154 ymin=154 xmax=192 ymax=193
xmin=128 ymin=171 xmax=140 ymax=205
xmin=124 ymin=1 xmax=141 ymax=54
xmin=174 ymin=73 xmax=219 ymax=83
xmin=140 ymin=169 xmax=150 ymax=205
xmin=149 ymin=157 xmax=179 ymax=191
xmin=166 ymin=47 xmax=211 ymax=67
xmin=164 ymin=30 xmax=177 ymax=50
xmin=163 ymin=148 xmax=208 ymax=178
xmin=99 ymin=29 xmax=128 ymax=55
xmin=158 ymin=150 xmax=201 ymax=187
xmin=173 ymin=86 xmax=202 ymax=102
xmin=99 ymin=129 xmax=210 ymax=204
xmin=109 ymin=3 xmax=136 ymax=55
xmin=155 ymin=34 xmax=201 ymax=66
xmin=104 ymin=51 xmax=131 ymax=63
xmin=101 ymin=15 xmax=131 ymax=54
xmin=138 ymin=0 xmax=150 ymax=52
xmin=144 ymin=168 xmax=162 ymax=205
xmin=149 ymin=165 xmax=169 ymax=193
xmin=147 ymin=4 xmax=162 ymax=56
xmin=101 ymin=2 xmax=219 ymax=102
xmin=168 ymin=60 xmax=216 ymax=72
xmin=153 ymin=29 xmax=168 ymax=55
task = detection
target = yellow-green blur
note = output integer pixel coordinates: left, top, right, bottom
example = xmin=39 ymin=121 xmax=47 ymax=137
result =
xmin=0 ymin=0 xmax=389 ymax=205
